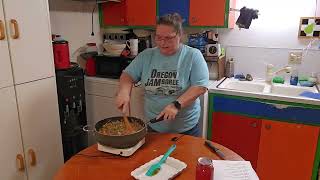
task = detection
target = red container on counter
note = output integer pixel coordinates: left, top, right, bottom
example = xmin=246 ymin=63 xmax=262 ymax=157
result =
xmin=53 ymin=40 xmax=71 ymax=69
xmin=86 ymin=57 xmax=96 ymax=76
xmin=196 ymin=157 xmax=214 ymax=180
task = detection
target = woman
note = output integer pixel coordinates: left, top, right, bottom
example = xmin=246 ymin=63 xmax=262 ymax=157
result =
xmin=115 ymin=13 xmax=209 ymax=137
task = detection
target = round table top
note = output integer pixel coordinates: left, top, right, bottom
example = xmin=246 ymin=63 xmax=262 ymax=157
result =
xmin=54 ymin=133 xmax=244 ymax=180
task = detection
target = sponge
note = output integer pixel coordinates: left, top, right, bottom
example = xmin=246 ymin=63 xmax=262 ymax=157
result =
xmin=272 ymin=76 xmax=284 ymax=84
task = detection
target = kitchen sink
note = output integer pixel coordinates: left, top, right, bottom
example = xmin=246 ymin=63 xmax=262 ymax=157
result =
xmin=270 ymin=84 xmax=318 ymax=97
xmin=218 ymin=79 xmax=266 ymax=93
xmin=217 ymin=78 xmax=319 ymax=98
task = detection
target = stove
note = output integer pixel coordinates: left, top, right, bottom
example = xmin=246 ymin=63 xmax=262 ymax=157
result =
xmin=97 ymin=138 xmax=145 ymax=157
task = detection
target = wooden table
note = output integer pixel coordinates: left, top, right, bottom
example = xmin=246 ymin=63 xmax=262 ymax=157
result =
xmin=54 ymin=133 xmax=244 ymax=180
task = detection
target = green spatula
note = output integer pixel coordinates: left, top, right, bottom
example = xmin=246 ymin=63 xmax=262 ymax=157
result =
xmin=145 ymin=144 xmax=176 ymax=176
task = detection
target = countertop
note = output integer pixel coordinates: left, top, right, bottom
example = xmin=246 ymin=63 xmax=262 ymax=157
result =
xmin=208 ymin=78 xmax=320 ymax=106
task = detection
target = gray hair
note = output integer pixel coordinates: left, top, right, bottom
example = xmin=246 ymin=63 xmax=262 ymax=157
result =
xmin=157 ymin=13 xmax=183 ymax=35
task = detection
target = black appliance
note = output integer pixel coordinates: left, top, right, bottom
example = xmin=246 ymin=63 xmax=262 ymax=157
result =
xmin=138 ymin=36 xmax=152 ymax=53
xmin=95 ymin=55 xmax=134 ymax=79
xmin=55 ymin=63 xmax=88 ymax=162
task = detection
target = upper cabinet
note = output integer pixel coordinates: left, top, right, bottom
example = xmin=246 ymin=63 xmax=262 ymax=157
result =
xmin=158 ymin=0 xmax=189 ymax=26
xmin=100 ymin=0 xmax=156 ymax=27
xmin=101 ymin=1 xmax=127 ymax=26
xmin=2 ymin=0 xmax=55 ymax=84
xmin=100 ymin=0 xmax=235 ymax=28
xmin=126 ymin=0 xmax=156 ymax=26
xmin=190 ymin=0 xmax=226 ymax=26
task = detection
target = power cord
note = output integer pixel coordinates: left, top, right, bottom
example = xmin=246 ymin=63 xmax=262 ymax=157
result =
xmin=90 ymin=0 xmax=98 ymax=36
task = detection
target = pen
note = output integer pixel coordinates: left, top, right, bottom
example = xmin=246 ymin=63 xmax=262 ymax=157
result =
xmin=204 ymin=140 xmax=226 ymax=160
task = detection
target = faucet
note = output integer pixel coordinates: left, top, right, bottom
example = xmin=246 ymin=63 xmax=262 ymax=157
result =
xmin=266 ymin=64 xmax=292 ymax=83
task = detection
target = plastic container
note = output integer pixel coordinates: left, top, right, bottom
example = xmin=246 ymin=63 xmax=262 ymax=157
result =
xmin=225 ymin=58 xmax=234 ymax=78
xmin=290 ymin=69 xmax=298 ymax=85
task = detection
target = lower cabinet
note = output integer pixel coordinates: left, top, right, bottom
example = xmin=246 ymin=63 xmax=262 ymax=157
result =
xmin=257 ymin=120 xmax=319 ymax=180
xmin=0 ymin=78 xmax=64 ymax=180
xmin=212 ymin=112 xmax=261 ymax=169
xmin=209 ymin=93 xmax=320 ymax=180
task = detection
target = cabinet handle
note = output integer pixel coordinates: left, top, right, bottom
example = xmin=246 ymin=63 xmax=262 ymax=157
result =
xmin=250 ymin=122 xmax=257 ymax=128
xmin=16 ymin=154 xmax=25 ymax=171
xmin=0 ymin=20 xmax=5 ymax=40
xmin=265 ymin=124 xmax=272 ymax=130
xmin=28 ymin=149 xmax=37 ymax=166
xmin=10 ymin=19 xmax=20 ymax=39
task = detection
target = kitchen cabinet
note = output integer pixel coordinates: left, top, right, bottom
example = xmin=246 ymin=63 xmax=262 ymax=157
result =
xmin=208 ymin=93 xmax=320 ymax=180
xmin=190 ymin=0 xmax=226 ymax=26
xmin=100 ymin=0 xmax=235 ymax=27
xmin=0 ymin=87 xmax=26 ymax=180
xmin=0 ymin=0 xmax=64 ymax=179
xmin=126 ymin=0 xmax=156 ymax=26
xmin=100 ymin=0 xmax=156 ymax=27
xmin=212 ymin=112 xmax=261 ymax=169
xmin=158 ymin=0 xmax=189 ymax=25
xmin=85 ymin=77 xmax=145 ymax=144
xmin=101 ymin=1 xmax=127 ymax=26
xmin=257 ymin=119 xmax=319 ymax=180
xmin=2 ymin=0 xmax=55 ymax=85
xmin=15 ymin=77 xmax=63 ymax=180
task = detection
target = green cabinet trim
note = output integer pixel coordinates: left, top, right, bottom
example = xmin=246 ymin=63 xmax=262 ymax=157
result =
xmin=312 ymin=135 xmax=320 ymax=180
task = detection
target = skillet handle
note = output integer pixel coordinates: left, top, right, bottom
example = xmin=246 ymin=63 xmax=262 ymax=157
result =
xmin=149 ymin=116 xmax=164 ymax=123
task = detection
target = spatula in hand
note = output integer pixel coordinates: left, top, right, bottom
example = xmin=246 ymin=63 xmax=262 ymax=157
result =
xmin=145 ymin=144 xmax=176 ymax=176
xmin=123 ymin=116 xmax=134 ymax=134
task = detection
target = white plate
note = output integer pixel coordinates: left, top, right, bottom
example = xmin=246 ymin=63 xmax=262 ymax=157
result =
xmin=131 ymin=155 xmax=187 ymax=180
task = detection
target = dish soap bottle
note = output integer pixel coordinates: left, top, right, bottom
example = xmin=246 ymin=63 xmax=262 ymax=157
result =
xmin=290 ymin=69 xmax=298 ymax=86
xmin=225 ymin=58 xmax=234 ymax=78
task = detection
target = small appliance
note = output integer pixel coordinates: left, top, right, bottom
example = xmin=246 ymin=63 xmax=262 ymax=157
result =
xmin=205 ymin=43 xmax=221 ymax=57
xmin=53 ymin=40 xmax=71 ymax=69
xmin=55 ymin=63 xmax=88 ymax=161
xmin=97 ymin=138 xmax=145 ymax=156
xmin=95 ymin=55 xmax=133 ymax=78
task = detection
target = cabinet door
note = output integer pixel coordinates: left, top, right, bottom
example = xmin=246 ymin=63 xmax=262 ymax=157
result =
xmin=3 ymin=0 xmax=54 ymax=84
xmin=189 ymin=0 xmax=226 ymax=26
xmin=158 ymin=0 xmax=189 ymax=25
xmin=212 ymin=112 xmax=261 ymax=169
xmin=15 ymin=77 xmax=63 ymax=180
xmin=0 ymin=87 xmax=27 ymax=180
xmin=126 ymin=0 xmax=156 ymax=26
xmin=101 ymin=1 xmax=127 ymax=26
xmin=257 ymin=120 xmax=319 ymax=180
xmin=0 ymin=2 xmax=13 ymax=89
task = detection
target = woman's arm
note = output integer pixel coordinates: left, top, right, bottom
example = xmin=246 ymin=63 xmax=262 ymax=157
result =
xmin=157 ymin=86 xmax=207 ymax=120
xmin=177 ymin=86 xmax=207 ymax=108
xmin=116 ymin=72 xmax=135 ymax=115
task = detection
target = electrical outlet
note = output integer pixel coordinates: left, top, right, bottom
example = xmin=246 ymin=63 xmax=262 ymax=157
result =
xmin=288 ymin=51 xmax=302 ymax=64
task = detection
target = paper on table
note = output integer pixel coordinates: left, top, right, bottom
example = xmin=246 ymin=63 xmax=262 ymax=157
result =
xmin=212 ymin=160 xmax=259 ymax=180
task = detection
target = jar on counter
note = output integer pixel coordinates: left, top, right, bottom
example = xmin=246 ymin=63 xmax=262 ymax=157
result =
xmin=196 ymin=157 xmax=214 ymax=180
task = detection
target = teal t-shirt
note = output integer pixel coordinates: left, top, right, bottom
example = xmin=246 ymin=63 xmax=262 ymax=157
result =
xmin=124 ymin=44 xmax=209 ymax=133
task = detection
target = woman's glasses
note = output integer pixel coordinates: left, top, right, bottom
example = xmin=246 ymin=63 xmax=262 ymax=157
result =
xmin=155 ymin=33 xmax=177 ymax=42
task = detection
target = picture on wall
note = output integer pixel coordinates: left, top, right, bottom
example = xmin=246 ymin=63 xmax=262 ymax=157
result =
xmin=298 ymin=17 xmax=320 ymax=38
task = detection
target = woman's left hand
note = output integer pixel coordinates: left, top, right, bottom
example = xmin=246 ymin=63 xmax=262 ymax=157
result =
xmin=157 ymin=103 xmax=178 ymax=120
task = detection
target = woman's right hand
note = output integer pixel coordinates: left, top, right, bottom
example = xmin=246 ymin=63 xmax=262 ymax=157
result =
xmin=115 ymin=92 xmax=130 ymax=115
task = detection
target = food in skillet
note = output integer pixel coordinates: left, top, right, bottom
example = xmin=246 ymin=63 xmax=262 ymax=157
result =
xmin=98 ymin=118 xmax=143 ymax=136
